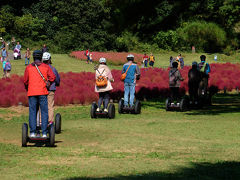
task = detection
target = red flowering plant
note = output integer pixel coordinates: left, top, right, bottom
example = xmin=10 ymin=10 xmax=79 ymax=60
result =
xmin=0 ymin=63 xmax=240 ymax=107
xmin=70 ymin=51 xmax=144 ymax=65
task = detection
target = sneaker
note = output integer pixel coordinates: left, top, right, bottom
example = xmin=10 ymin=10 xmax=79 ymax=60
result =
xmin=177 ymin=103 xmax=180 ymax=106
xmin=195 ymin=101 xmax=198 ymax=105
xmin=30 ymin=133 xmax=36 ymax=138
xmin=171 ymin=103 xmax=174 ymax=106
xmin=42 ymin=134 xmax=47 ymax=138
xmin=96 ymin=108 xmax=100 ymax=112
xmin=104 ymin=108 xmax=108 ymax=113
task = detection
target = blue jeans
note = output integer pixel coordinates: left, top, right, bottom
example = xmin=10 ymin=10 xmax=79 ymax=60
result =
xmin=124 ymin=82 xmax=135 ymax=106
xmin=29 ymin=96 xmax=49 ymax=135
xmin=25 ymin=58 xmax=30 ymax=65
xmin=144 ymin=60 xmax=148 ymax=67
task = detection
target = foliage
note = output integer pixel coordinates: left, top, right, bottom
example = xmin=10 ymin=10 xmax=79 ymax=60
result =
xmin=1 ymin=63 xmax=240 ymax=107
xmin=177 ymin=21 xmax=227 ymax=52
xmin=154 ymin=30 xmax=179 ymax=51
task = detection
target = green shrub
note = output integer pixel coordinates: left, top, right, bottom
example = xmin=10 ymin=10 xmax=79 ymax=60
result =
xmin=153 ymin=30 xmax=179 ymax=51
xmin=177 ymin=21 xmax=227 ymax=52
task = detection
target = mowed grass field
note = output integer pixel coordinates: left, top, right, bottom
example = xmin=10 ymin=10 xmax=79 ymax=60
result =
xmin=1 ymin=94 xmax=240 ymax=179
xmin=1 ymin=51 xmax=240 ymax=179
xmin=2 ymin=50 xmax=240 ymax=75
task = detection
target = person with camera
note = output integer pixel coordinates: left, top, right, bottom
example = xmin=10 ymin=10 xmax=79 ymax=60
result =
xmin=23 ymin=50 xmax=56 ymax=138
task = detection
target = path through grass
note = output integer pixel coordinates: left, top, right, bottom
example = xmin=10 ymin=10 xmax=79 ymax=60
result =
xmin=1 ymin=94 xmax=240 ymax=179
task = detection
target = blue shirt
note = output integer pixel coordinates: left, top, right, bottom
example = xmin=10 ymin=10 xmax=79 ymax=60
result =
xmin=122 ymin=61 xmax=140 ymax=83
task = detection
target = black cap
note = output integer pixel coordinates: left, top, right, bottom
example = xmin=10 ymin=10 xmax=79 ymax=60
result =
xmin=33 ymin=50 xmax=43 ymax=60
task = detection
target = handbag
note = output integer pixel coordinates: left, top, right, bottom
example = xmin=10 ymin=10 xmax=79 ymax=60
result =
xmin=121 ymin=63 xmax=132 ymax=81
xmin=35 ymin=64 xmax=50 ymax=89
xmin=96 ymin=69 xmax=108 ymax=87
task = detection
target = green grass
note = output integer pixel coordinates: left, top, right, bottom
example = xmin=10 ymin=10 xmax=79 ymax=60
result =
xmin=1 ymin=94 xmax=240 ymax=179
xmin=2 ymin=51 xmax=240 ymax=76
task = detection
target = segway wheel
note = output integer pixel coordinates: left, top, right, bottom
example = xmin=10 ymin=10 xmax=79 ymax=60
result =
xmin=134 ymin=100 xmax=141 ymax=114
xmin=165 ymin=98 xmax=171 ymax=111
xmin=55 ymin=113 xmax=61 ymax=134
xmin=180 ymin=98 xmax=187 ymax=112
xmin=90 ymin=102 xmax=97 ymax=118
xmin=22 ymin=123 xmax=28 ymax=147
xmin=49 ymin=123 xmax=55 ymax=147
xmin=118 ymin=99 xmax=124 ymax=114
xmin=108 ymin=104 xmax=115 ymax=119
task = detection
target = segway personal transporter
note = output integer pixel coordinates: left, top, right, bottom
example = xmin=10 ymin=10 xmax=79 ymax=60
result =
xmin=118 ymin=98 xmax=141 ymax=114
xmin=22 ymin=110 xmax=55 ymax=147
xmin=165 ymin=96 xmax=188 ymax=112
xmin=90 ymin=102 xmax=115 ymax=119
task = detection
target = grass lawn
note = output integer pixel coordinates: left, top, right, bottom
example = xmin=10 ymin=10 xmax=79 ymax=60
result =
xmin=3 ymin=51 xmax=240 ymax=76
xmin=1 ymin=94 xmax=240 ymax=179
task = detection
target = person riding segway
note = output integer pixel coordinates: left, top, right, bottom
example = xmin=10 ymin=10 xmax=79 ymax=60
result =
xmin=118 ymin=54 xmax=141 ymax=114
xmin=22 ymin=50 xmax=56 ymax=147
xmin=188 ymin=61 xmax=201 ymax=107
xmin=91 ymin=57 xmax=115 ymax=119
xmin=166 ymin=60 xmax=187 ymax=111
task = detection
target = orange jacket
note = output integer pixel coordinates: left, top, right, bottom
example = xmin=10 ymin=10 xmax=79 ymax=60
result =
xmin=24 ymin=61 xmax=56 ymax=96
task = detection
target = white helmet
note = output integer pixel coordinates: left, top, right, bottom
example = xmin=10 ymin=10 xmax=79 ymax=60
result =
xmin=127 ymin=54 xmax=134 ymax=61
xmin=42 ymin=52 xmax=51 ymax=61
xmin=99 ymin=57 xmax=106 ymax=63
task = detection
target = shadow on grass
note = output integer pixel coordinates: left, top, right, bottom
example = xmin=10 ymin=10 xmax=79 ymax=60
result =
xmin=186 ymin=94 xmax=240 ymax=116
xmin=65 ymin=161 xmax=240 ymax=180
xmin=142 ymin=94 xmax=240 ymax=116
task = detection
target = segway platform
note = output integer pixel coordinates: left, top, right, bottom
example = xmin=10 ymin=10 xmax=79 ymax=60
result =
xmin=118 ymin=98 xmax=141 ymax=114
xmin=22 ymin=122 xmax=55 ymax=147
xmin=91 ymin=102 xmax=115 ymax=119
xmin=165 ymin=97 xmax=188 ymax=112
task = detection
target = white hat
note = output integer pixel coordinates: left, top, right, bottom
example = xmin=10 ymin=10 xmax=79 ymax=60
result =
xmin=42 ymin=52 xmax=51 ymax=61
xmin=99 ymin=57 xmax=106 ymax=63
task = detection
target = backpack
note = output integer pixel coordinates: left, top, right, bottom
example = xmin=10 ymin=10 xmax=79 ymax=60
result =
xmin=96 ymin=69 xmax=108 ymax=87
xmin=4 ymin=62 xmax=11 ymax=71
xmin=149 ymin=55 xmax=154 ymax=62
xmin=169 ymin=69 xmax=178 ymax=86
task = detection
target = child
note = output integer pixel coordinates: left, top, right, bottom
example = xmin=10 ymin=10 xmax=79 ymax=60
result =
xmin=3 ymin=59 xmax=11 ymax=78
xmin=1 ymin=47 xmax=8 ymax=62
xmin=25 ymin=48 xmax=31 ymax=65
xmin=95 ymin=57 xmax=114 ymax=112
xmin=169 ymin=61 xmax=184 ymax=102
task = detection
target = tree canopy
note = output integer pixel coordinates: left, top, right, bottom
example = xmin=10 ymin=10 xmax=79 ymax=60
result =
xmin=0 ymin=0 xmax=239 ymax=53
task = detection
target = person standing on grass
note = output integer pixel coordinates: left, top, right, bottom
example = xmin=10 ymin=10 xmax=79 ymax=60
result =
xmin=42 ymin=52 xmax=60 ymax=123
xmin=95 ymin=57 xmax=114 ymax=112
xmin=142 ymin=53 xmax=149 ymax=67
xmin=149 ymin=53 xmax=155 ymax=67
xmin=122 ymin=54 xmax=140 ymax=108
xmin=11 ymin=37 xmax=16 ymax=50
xmin=85 ymin=49 xmax=90 ymax=64
xmin=1 ymin=46 xmax=8 ymax=62
xmin=24 ymin=50 xmax=56 ymax=138
xmin=25 ymin=48 xmax=31 ymax=65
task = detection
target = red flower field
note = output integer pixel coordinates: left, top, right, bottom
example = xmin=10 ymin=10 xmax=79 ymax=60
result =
xmin=70 ymin=51 xmax=144 ymax=65
xmin=0 ymin=63 xmax=239 ymax=107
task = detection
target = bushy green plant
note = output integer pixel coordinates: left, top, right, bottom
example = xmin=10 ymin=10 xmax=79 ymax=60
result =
xmin=153 ymin=30 xmax=179 ymax=51
xmin=177 ymin=21 xmax=227 ymax=52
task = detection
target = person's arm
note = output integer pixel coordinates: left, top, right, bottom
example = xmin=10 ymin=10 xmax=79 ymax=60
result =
xmin=23 ymin=67 xmax=29 ymax=90
xmin=106 ymin=67 xmax=114 ymax=82
xmin=135 ymin=65 xmax=141 ymax=80
xmin=53 ymin=68 xmax=60 ymax=86
xmin=47 ymin=66 xmax=56 ymax=82
xmin=206 ymin=63 xmax=210 ymax=74
xmin=178 ymin=71 xmax=184 ymax=81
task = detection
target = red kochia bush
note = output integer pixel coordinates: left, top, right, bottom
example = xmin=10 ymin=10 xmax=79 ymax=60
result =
xmin=0 ymin=63 xmax=240 ymax=107
xmin=70 ymin=51 xmax=144 ymax=65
